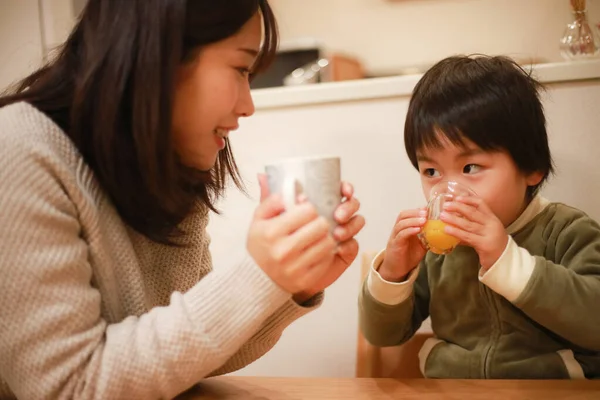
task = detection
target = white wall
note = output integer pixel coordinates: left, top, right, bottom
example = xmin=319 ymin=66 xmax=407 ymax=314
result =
xmin=39 ymin=0 xmax=79 ymax=54
xmin=270 ymin=0 xmax=600 ymax=75
xmin=0 ymin=0 xmax=82 ymax=91
xmin=207 ymin=78 xmax=600 ymax=378
xmin=0 ymin=0 xmax=43 ymax=91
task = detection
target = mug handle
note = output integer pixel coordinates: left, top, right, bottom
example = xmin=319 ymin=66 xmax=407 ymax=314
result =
xmin=282 ymin=177 xmax=302 ymax=210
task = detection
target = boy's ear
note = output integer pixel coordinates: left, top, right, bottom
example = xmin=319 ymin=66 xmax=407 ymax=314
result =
xmin=526 ymin=171 xmax=544 ymax=187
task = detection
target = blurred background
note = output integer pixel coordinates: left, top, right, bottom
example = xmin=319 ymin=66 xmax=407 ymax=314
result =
xmin=1 ymin=0 xmax=599 ymax=90
xmin=1 ymin=0 xmax=599 ymax=380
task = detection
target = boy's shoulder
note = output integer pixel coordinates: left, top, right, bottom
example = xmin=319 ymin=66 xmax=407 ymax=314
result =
xmin=518 ymin=201 xmax=600 ymax=249
xmin=533 ymin=201 xmax=598 ymax=232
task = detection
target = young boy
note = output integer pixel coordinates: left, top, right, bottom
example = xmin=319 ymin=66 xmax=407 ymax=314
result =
xmin=359 ymin=55 xmax=600 ymax=379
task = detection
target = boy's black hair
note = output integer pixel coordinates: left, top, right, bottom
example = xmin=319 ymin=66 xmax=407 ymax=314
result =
xmin=404 ymin=55 xmax=554 ymax=196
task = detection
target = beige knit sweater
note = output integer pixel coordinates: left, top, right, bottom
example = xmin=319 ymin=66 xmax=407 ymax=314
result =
xmin=0 ymin=102 xmax=321 ymax=399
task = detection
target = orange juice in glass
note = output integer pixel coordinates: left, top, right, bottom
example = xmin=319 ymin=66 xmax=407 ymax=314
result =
xmin=419 ymin=181 xmax=476 ymax=255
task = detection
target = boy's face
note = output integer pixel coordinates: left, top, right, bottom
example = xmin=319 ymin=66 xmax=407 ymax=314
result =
xmin=416 ymin=135 xmax=543 ymax=228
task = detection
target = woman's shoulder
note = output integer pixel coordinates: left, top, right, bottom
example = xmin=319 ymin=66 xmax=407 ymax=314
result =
xmin=0 ymin=102 xmax=79 ymax=160
xmin=0 ymin=101 xmax=91 ymax=175
xmin=0 ymin=101 xmax=104 ymax=210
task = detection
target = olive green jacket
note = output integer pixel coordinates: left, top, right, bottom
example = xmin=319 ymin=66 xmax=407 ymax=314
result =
xmin=359 ymin=197 xmax=600 ymax=379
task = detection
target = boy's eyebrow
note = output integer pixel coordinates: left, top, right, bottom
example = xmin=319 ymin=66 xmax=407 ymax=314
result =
xmin=416 ymin=154 xmax=434 ymax=162
xmin=457 ymin=148 xmax=486 ymax=158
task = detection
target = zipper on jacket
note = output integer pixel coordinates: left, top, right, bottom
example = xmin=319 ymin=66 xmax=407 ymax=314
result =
xmin=480 ymin=284 xmax=501 ymax=378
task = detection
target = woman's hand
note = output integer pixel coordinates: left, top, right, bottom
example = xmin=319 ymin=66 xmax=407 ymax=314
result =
xmin=294 ymin=181 xmax=365 ymax=303
xmin=247 ymin=176 xmax=364 ymax=303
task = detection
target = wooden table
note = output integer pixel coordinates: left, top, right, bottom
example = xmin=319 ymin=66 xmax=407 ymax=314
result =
xmin=178 ymin=376 xmax=600 ymax=399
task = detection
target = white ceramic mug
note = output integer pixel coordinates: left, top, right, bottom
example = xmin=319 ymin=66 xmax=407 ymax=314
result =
xmin=265 ymin=156 xmax=341 ymax=229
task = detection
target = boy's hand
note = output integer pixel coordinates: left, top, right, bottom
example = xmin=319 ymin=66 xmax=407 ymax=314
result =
xmin=378 ymin=208 xmax=428 ymax=282
xmin=441 ymin=196 xmax=508 ymax=270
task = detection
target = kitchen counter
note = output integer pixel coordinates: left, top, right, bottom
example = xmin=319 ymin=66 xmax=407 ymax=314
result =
xmin=252 ymin=59 xmax=600 ymax=110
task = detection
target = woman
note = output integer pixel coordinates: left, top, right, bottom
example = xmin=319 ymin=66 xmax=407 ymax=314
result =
xmin=0 ymin=1 xmax=364 ymax=399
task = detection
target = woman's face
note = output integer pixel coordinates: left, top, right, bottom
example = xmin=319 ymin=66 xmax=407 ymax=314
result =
xmin=171 ymin=12 xmax=261 ymax=171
